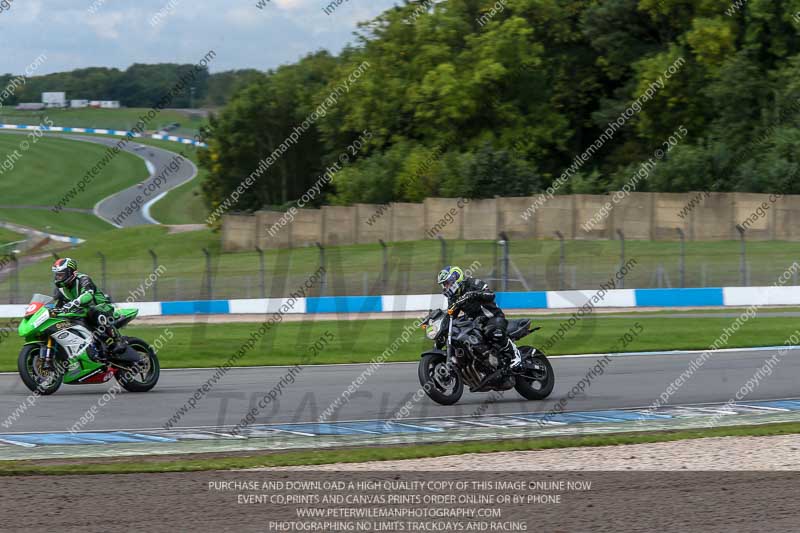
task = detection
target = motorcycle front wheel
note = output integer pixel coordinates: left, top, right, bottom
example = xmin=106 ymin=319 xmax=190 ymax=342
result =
xmin=18 ymin=343 xmax=64 ymax=395
xmin=418 ymin=352 xmax=463 ymax=406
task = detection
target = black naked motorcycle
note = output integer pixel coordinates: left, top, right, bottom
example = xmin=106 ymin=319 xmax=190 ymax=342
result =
xmin=418 ymin=309 xmax=555 ymax=405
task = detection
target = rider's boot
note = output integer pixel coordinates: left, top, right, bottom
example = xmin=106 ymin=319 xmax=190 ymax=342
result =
xmin=503 ymin=339 xmax=523 ymax=370
xmin=91 ymin=327 xmax=124 ymax=361
xmin=107 ymin=325 xmax=126 ymax=355
xmin=88 ymin=339 xmax=108 ymax=363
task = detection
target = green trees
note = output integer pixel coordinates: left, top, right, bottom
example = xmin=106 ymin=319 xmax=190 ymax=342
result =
xmin=200 ymin=52 xmax=339 ymax=212
xmin=199 ymin=0 xmax=800 ymax=213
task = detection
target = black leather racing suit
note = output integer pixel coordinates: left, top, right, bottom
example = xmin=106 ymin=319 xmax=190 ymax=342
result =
xmin=447 ymin=277 xmax=510 ymax=354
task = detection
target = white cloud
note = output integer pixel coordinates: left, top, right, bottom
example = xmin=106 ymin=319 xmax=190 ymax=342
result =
xmin=10 ymin=0 xmax=43 ymax=22
xmin=224 ymin=7 xmax=262 ymax=28
xmin=86 ymin=12 xmax=127 ymax=39
xmin=274 ymin=0 xmax=313 ymax=10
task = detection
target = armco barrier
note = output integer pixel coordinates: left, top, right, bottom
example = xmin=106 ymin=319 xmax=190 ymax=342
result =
xmin=0 ymin=286 xmax=795 ymax=318
xmin=0 ymin=124 xmax=207 ymax=147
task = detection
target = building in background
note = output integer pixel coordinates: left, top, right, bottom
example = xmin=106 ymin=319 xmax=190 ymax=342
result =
xmin=42 ymin=92 xmax=67 ymax=108
xmin=88 ymin=100 xmax=120 ymax=108
xmin=70 ymin=99 xmax=89 ymax=108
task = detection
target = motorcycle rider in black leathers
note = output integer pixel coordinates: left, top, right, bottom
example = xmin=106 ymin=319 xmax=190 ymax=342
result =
xmin=437 ymin=265 xmax=522 ymax=369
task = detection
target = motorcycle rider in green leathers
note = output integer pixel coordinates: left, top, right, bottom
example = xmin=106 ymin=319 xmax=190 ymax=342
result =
xmin=51 ymin=258 xmax=124 ymax=364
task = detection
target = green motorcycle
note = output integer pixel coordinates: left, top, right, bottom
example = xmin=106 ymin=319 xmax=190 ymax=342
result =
xmin=17 ymin=294 xmax=160 ymax=395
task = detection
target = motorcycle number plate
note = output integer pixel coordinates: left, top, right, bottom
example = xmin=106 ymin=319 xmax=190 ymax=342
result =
xmin=33 ymin=310 xmax=49 ymax=328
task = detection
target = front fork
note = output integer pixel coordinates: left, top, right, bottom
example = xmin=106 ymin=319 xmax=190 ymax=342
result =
xmin=445 ymin=314 xmax=454 ymax=368
xmin=442 ymin=314 xmax=459 ymax=381
xmin=42 ymin=337 xmax=54 ymax=369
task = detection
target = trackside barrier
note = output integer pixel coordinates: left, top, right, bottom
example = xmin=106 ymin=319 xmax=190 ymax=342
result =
xmin=0 ymin=124 xmax=207 ymax=147
xmin=0 ymin=286 xmax=798 ymax=318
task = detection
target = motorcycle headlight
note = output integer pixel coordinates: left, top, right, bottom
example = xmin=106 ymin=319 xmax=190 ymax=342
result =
xmin=426 ymin=320 xmax=441 ymax=340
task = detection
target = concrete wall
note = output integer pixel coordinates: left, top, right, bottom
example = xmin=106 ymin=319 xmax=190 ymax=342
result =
xmin=391 ymin=202 xmax=425 ymax=242
xmin=321 ymin=206 xmax=356 ymax=246
xmin=611 ymin=192 xmax=653 ymax=240
xmin=222 ymin=192 xmax=800 ymax=251
xmin=355 ymin=203 xmax=390 ymax=244
xmin=774 ymin=195 xmax=800 ymax=241
xmin=692 ymin=192 xmax=735 ymax=241
xmin=424 ymin=198 xmax=463 ymax=240
xmin=463 ymin=199 xmax=498 ymax=240
xmin=222 ymin=214 xmax=257 ymax=251
xmin=497 ymin=197 xmax=534 ymax=239
xmin=652 ymin=193 xmax=692 ymax=241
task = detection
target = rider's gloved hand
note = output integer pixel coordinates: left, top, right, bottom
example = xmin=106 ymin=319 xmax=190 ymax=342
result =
xmin=62 ymin=299 xmax=80 ymax=312
xmin=454 ymin=293 xmax=474 ymax=308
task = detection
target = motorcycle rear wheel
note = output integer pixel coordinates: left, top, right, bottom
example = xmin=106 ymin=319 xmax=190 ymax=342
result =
xmin=114 ymin=337 xmax=160 ymax=392
xmin=514 ymin=347 xmax=555 ymax=400
xmin=418 ymin=352 xmax=463 ymax=405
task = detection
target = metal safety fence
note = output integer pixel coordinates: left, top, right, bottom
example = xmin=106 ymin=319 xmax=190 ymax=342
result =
xmin=0 ymin=233 xmax=799 ymax=304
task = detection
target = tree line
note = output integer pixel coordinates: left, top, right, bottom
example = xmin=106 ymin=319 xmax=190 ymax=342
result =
xmin=0 ymin=64 xmax=261 ymax=109
xmin=198 ymin=0 xmax=800 ymax=215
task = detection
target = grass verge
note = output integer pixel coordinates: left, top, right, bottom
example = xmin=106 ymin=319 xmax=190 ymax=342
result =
xmin=0 ymin=313 xmax=797 ymax=371
xmin=2 ymin=421 xmax=799 ymax=475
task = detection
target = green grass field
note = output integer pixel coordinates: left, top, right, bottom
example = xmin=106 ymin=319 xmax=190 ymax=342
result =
xmin=0 ymin=313 xmax=795 ymax=371
xmin=0 ymin=227 xmax=25 ymax=245
xmin=0 ymin=134 xmax=150 ymax=238
xmin=0 ymin=135 xmax=147 ymax=210
xmin=0 ymin=108 xmax=206 ymax=137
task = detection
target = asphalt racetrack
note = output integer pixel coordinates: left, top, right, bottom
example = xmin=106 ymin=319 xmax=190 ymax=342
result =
xmin=0 ymin=347 xmax=795 ymax=434
xmin=86 ymin=134 xmax=198 ymax=227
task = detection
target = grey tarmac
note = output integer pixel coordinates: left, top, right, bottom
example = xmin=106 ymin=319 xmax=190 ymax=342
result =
xmin=0 ymin=347 xmax=796 ymax=434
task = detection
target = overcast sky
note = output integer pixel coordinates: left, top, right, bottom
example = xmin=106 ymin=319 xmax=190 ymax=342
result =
xmin=0 ymin=0 xmax=399 ymax=75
